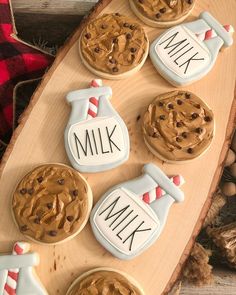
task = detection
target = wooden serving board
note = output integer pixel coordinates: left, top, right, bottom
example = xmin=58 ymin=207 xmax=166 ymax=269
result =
xmin=0 ymin=0 xmax=236 ymax=294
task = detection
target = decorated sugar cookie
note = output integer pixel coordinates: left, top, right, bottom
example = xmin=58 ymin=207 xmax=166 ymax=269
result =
xmin=79 ymin=13 xmax=149 ymax=79
xmin=129 ymin=0 xmax=195 ymax=28
xmin=0 ymin=241 xmax=48 ymax=295
xmin=149 ymin=11 xmax=234 ymax=86
xmin=142 ymin=91 xmax=215 ymax=162
xmin=66 ymin=268 xmax=145 ymax=295
xmin=90 ymin=163 xmax=184 ymax=260
xmin=64 ymin=80 xmax=130 ymax=173
xmin=12 ymin=164 xmax=92 ymax=244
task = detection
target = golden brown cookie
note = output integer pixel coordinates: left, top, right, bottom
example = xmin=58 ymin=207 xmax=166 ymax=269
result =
xmin=79 ymin=13 xmax=149 ymax=79
xmin=142 ymin=91 xmax=214 ymax=162
xmin=12 ymin=163 xmax=93 ymax=244
xmin=129 ymin=0 xmax=195 ymax=28
xmin=66 ymin=268 xmax=145 ymax=295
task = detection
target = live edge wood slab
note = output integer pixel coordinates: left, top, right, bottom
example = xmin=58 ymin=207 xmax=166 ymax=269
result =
xmin=0 ymin=0 xmax=235 ymax=294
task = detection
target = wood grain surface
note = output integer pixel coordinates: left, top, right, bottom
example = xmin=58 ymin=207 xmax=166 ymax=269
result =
xmin=0 ymin=1 xmax=236 ymax=295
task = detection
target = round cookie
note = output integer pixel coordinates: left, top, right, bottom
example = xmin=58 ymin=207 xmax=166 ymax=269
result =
xmin=12 ymin=163 xmax=93 ymax=245
xmin=142 ymin=91 xmax=214 ymax=163
xmin=79 ymin=13 xmax=149 ymax=79
xmin=66 ymin=268 xmax=145 ymax=295
xmin=129 ymin=0 xmax=195 ymax=28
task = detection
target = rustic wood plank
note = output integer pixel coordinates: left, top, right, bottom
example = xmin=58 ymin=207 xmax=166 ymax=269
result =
xmin=1 ymin=1 xmax=236 ymax=295
xmin=11 ymin=0 xmax=97 ymax=15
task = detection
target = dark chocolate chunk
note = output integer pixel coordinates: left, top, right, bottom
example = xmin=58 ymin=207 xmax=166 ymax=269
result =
xmin=28 ymin=188 xmax=34 ymax=195
xmin=130 ymin=47 xmax=137 ymax=53
xmin=187 ymin=0 xmax=193 ymax=4
xmin=187 ymin=147 xmax=193 ymax=154
xmin=48 ymin=230 xmax=57 ymax=237
xmin=34 ymin=217 xmax=41 ymax=224
xmin=176 ymin=137 xmax=182 ymax=142
xmin=195 ymin=104 xmax=201 ymax=109
xmin=182 ymin=132 xmax=188 ymax=138
xmin=156 ymin=13 xmax=161 ymax=18
xmin=158 ymin=101 xmax=164 ymax=107
xmin=67 ymin=216 xmax=74 ymax=222
xmin=191 ymin=113 xmax=199 ymax=119
xmin=126 ymin=33 xmax=132 ymax=40
xmin=177 ymin=100 xmax=183 ymax=105
xmin=85 ymin=33 xmax=91 ymax=39
xmin=159 ymin=115 xmax=166 ymax=120
xmin=204 ymin=116 xmax=212 ymax=122
xmin=176 ymin=122 xmax=183 ymax=127
xmin=20 ymin=188 xmax=27 ymax=195
xmin=21 ymin=225 xmax=28 ymax=231
xmin=123 ymin=22 xmax=129 ymax=27
xmin=185 ymin=93 xmax=191 ymax=99
xmin=115 ymin=13 xmax=121 ymax=16
xmin=109 ymin=58 xmax=116 ymax=64
xmin=196 ymin=127 xmax=203 ymax=134
xmin=112 ymin=67 xmax=119 ymax=72
xmin=160 ymin=7 xmax=167 ymax=13
xmin=168 ymin=103 xmax=174 ymax=109
xmin=47 ymin=203 xmax=53 ymax=209
xmin=113 ymin=37 xmax=118 ymax=43
xmin=130 ymin=24 xmax=135 ymax=30
xmin=58 ymin=179 xmax=65 ymax=185
xmin=101 ymin=24 xmax=107 ymax=29
xmin=139 ymin=0 xmax=144 ymax=3
xmin=73 ymin=189 xmax=78 ymax=196
xmin=94 ymin=47 xmax=100 ymax=53
xmin=136 ymin=115 xmax=141 ymax=121
xmin=37 ymin=176 xmax=43 ymax=183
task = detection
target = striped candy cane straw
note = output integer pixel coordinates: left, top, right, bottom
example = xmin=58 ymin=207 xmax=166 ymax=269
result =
xmin=4 ymin=242 xmax=29 ymax=295
xmin=86 ymin=79 xmax=103 ymax=120
xmin=196 ymin=24 xmax=234 ymax=42
xmin=141 ymin=175 xmax=185 ymax=204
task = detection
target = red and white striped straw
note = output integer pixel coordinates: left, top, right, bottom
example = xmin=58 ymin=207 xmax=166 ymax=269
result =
xmin=4 ymin=242 xmax=29 ymax=295
xmin=141 ymin=175 xmax=185 ymax=205
xmin=86 ymin=79 xmax=103 ymax=120
xmin=196 ymin=24 xmax=234 ymax=42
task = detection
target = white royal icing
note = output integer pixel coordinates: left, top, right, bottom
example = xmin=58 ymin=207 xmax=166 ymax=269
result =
xmin=93 ymin=188 xmax=160 ymax=256
xmin=155 ymin=26 xmax=210 ymax=78
xmin=68 ymin=116 xmax=125 ymax=166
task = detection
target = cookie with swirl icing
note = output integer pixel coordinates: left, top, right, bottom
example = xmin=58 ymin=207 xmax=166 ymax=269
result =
xmin=12 ymin=164 xmax=93 ymax=244
xmin=142 ymin=91 xmax=214 ymax=162
xmin=129 ymin=0 xmax=195 ymax=28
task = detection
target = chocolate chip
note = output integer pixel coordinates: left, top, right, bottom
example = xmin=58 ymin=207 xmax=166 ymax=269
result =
xmin=191 ymin=113 xmax=199 ymax=119
xmin=187 ymin=0 xmax=193 ymax=4
xmin=129 ymin=24 xmax=135 ymax=30
xmin=85 ymin=33 xmax=91 ymax=39
xmin=159 ymin=115 xmax=165 ymax=120
xmin=126 ymin=33 xmax=132 ymax=40
xmin=176 ymin=122 xmax=183 ymax=127
xmin=204 ymin=116 xmax=212 ymax=122
xmin=168 ymin=103 xmax=174 ymax=109
xmin=109 ymin=58 xmax=116 ymax=64
xmin=177 ymin=100 xmax=183 ymax=105
xmin=196 ymin=127 xmax=203 ymax=134
xmin=123 ymin=22 xmax=129 ymax=27
xmin=58 ymin=179 xmax=64 ymax=185
xmin=195 ymin=104 xmax=201 ymax=109
xmin=187 ymin=147 xmax=193 ymax=154
xmin=139 ymin=0 xmax=144 ymax=3
xmin=48 ymin=230 xmax=57 ymax=237
xmin=131 ymin=54 xmax=135 ymax=59
xmin=20 ymin=188 xmax=27 ymax=195
xmin=136 ymin=115 xmax=141 ymax=121
xmin=37 ymin=176 xmax=43 ymax=183
xmin=21 ymin=225 xmax=28 ymax=231
xmin=130 ymin=47 xmax=137 ymax=53
xmin=112 ymin=67 xmax=119 ymax=72
xmin=182 ymin=132 xmax=188 ymax=138
xmin=101 ymin=24 xmax=107 ymax=29
xmin=73 ymin=189 xmax=78 ymax=196
xmin=160 ymin=7 xmax=166 ymax=13
xmin=47 ymin=203 xmax=53 ymax=209
xmin=94 ymin=47 xmax=100 ymax=53
xmin=113 ymin=37 xmax=118 ymax=43
xmin=67 ymin=216 xmax=74 ymax=222
xmin=34 ymin=217 xmax=41 ymax=224
xmin=156 ymin=13 xmax=161 ymax=18
xmin=176 ymin=137 xmax=182 ymax=142
xmin=185 ymin=93 xmax=191 ymax=99
xmin=28 ymin=188 xmax=34 ymax=195
xmin=158 ymin=101 xmax=164 ymax=107
xmin=115 ymin=13 xmax=121 ymax=16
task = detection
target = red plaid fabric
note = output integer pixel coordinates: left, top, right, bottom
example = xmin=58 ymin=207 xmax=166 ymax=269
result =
xmin=0 ymin=0 xmax=53 ymax=145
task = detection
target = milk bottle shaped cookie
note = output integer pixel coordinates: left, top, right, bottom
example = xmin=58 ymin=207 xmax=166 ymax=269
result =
xmin=0 ymin=242 xmax=48 ymax=295
xmin=64 ymin=80 xmax=130 ymax=173
xmin=90 ymin=163 xmax=185 ymax=260
xmin=150 ymin=11 xmax=234 ymax=86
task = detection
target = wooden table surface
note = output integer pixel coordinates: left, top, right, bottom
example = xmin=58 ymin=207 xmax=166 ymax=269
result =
xmin=3 ymin=0 xmax=236 ymax=294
